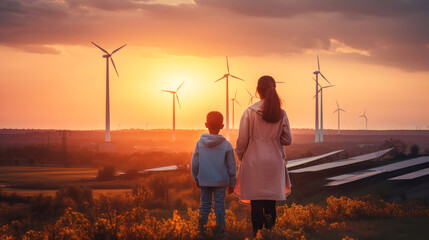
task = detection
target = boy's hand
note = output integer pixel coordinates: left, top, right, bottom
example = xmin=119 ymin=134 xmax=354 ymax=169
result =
xmin=227 ymin=187 xmax=234 ymax=194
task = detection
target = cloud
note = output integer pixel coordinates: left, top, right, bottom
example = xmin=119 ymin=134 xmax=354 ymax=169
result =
xmin=0 ymin=0 xmax=428 ymax=71
xmin=6 ymin=44 xmax=62 ymax=55
xmin=195 ymin=0 xmax=429 ymax=18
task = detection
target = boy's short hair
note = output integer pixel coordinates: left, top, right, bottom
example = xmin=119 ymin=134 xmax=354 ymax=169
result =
xmin=206 ymin=111 xmax=223 ymax=127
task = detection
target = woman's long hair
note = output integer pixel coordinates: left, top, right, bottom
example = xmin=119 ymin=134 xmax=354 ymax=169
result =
xmin=257 ymin=75 xmax=282 ymax=123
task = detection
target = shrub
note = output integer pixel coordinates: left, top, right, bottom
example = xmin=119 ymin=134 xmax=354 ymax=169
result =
xmin=97 ymin=165 xmax=116 ymax=181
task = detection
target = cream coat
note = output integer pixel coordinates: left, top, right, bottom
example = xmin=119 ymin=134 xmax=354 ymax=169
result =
xmin=234 ymin=101 xmax=292 ymax=203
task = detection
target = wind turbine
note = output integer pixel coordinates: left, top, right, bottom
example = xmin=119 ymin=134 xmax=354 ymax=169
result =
xmin=231 ymin=89 xmax=241 ymax=131
xmin=215 ymin=56 xmax=244 ymax=139
xmin=246 ymin=88 xmax=258 ymax=105
xmin=333 ymin=101 xmax=346 ymax=134
xmin=91 ymin=42 xmax=126 ymax=142
xmin=313 ymin=54 xmax=331 ymax=143
xmin=162 ymin=81 xmax=184 ymax=141
xmin=360 ymin=109 xmax=368 ymax=130
xmin=313 ymin=79 xmax=334 ymax=142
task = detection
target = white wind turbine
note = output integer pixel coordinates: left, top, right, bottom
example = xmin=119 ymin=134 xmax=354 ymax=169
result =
xmin=162 ymin=81 xmax=184 ymax=141
xmin=360 ymin=109 xmax=368 ymax=130
xmin=231 ymin=89 xmax=241 ymax=131
xmin=313 ymin=54 xmax=331 ymax=143
xmin=246 ymin=88 xmax=258 ymax=105
xmin=215 ymin=56 xmax=244 ymax=139
xmin=91 ymin=42 xmax=126 ymax=142
xmin=333 ymin=100 xmax=346 ymax=134
xmin=313 ymin=79 xmax=334 ymax=142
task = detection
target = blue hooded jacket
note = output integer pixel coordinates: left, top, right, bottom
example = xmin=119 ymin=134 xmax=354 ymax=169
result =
xmin=191 ymin=133 xmax=236 ymax=187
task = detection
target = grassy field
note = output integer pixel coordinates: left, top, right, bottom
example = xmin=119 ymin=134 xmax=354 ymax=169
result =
xmin=1 ymin=188 xmax=131 ymax=197
xmin=0 ymin=166 xmax=97 ymax=185
xmin=341 ymin=218 xmax=429 ymax=240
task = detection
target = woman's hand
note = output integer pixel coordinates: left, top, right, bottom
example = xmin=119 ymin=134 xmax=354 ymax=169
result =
xmin=227 ymin=187 xmax=235 ymax=194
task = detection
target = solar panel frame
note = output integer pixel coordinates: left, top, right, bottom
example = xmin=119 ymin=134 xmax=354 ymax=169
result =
xmin=325 ymin=156 xmax=429 ymax=186
xmin=286 ymin=149 xmax=345 ymax=168
xmin=289 ymin=148 xmax=393 ymax=173
xmin=388 ymin=167 xmax=429 ymax=180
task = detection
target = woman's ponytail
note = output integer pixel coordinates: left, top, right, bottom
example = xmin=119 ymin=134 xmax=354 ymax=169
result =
xmin=257 ymin=76 xmax=282 ymax=123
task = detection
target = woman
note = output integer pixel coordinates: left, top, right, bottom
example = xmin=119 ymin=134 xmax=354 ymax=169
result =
xmin=234 ymin=75 xmax=292 ymax=235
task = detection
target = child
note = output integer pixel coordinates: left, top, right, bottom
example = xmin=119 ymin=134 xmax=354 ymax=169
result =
xmin=191 ymin=111 xmax=236 ymax=235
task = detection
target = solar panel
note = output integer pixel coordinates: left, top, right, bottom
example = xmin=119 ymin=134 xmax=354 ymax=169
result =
xmin=139 ymin=165 xmax=179 ymax=174
xmin=326 ymin=156 xmax=429 ymax=186
xmin=289 ymin=148 xmax=393 ymax=173
xmin=388 ymin=167 xmax=429 ymax=180
xmin=286 ymin=149 xmax=345 ymax=168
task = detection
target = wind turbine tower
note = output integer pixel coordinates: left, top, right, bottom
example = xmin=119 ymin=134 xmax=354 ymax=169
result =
xmin=313 ymin=55 xmax=331 ymax=143
xmin=315 ymin=81 xmax=334 ymax=142
xmin=91 ymin=42 xmax=126 ymax=142
xmin=215 ymin=57 xmax=244 ymax=139
xmin=360 ymin=109 xmax=368 ymax=130
xmin=333 ymin=100 xmax=346 ymax=134
xmin=162 ymin=81 xmax=184 ymax=141
xmin=231 ymin=89 xmax=241 ymax=131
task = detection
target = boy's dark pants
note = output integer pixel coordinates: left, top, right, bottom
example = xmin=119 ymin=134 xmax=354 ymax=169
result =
xmin=250 ymin=200 xmax=276 ymax=234
xmin=199 ymin=186 xmax=226 ymax=233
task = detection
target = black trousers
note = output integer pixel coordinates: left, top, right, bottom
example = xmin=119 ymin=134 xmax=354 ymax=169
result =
xmin=250 ymin=200 xmax=276 ymax=234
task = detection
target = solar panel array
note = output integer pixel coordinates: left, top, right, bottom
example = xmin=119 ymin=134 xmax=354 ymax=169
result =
xmin=326 ymin=156 xmax=429 ymax=186
xmin=286 ymin=149 xmax=345 ymax=168
xmin=289 ymin=148 xmax=394 ymax=173
xmin=388 ymin=167 xmax=429 ymax=180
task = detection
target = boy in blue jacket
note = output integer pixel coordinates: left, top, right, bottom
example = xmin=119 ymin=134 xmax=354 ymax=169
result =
xmin=191 ymin=111 xmax=236 ymax=235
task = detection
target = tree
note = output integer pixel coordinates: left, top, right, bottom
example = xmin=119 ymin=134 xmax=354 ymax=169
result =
xmin=410 ymin=144 xmax=420 ymax=157
xmin=383 ymin=138 xmax=407 ymax=159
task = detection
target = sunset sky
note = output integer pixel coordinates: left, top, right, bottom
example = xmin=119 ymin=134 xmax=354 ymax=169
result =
xmin=1 ymin=0 xmax=428 ymax=130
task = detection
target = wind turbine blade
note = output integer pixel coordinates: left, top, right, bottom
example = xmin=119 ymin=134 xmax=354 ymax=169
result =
xmin=110 ymin=57 xmax=119 ymax=77
xmin=162 ymin=90 xmax=175 ymax=93
xmin=111 ymin=44 xmax=126 ymax=54
xmin=333 ymin=109 xmax=339 ymax=114
xmin=176 ymin=94 xmax=181 ymax=109
xmin=276 ymin=81 xmax=285 ymax=84
xmin=313 ymin=78 xmax=321 ymax=87
xmin=234 ymin=89 xmax=238 ymax=98
xmin=235 ymin=99 xmax=241 ymax=107
xmin=215 ymin=76 xmax=226 ymax=83
xmin=177 ymin=81 xmax=185 ymax=91
xmin=364 ymin=109 xmax=366 ymax=115
xmin=317 ymin=54 xmax=320 ymax=71
xmin=246 ymin=88 xmax=253 ymax=96
xmin=340 ymin=109 xmax=346 ymax=112
xmin=91 ymin=42 xmax=109 ymax=54
xmin=248 ymin=98 xmax=252 ymax=105
xmin=230 ymin=75 xmax=244 ymax=81
xmin=323 ymin=85 xmax=335 ymax=89
xmin=319 ymin=73 xmax=331 ymax=85
xmin=336 ymin=100 xmax=339 ymax=108
xmin=226 ymin=56 xmax=230 ymax=74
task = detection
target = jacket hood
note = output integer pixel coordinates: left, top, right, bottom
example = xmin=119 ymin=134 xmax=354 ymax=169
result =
xmin=200 ymin=133 xmax=226 ymax=147
xmin=249 ymin=100 xmax=264 ymax=115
